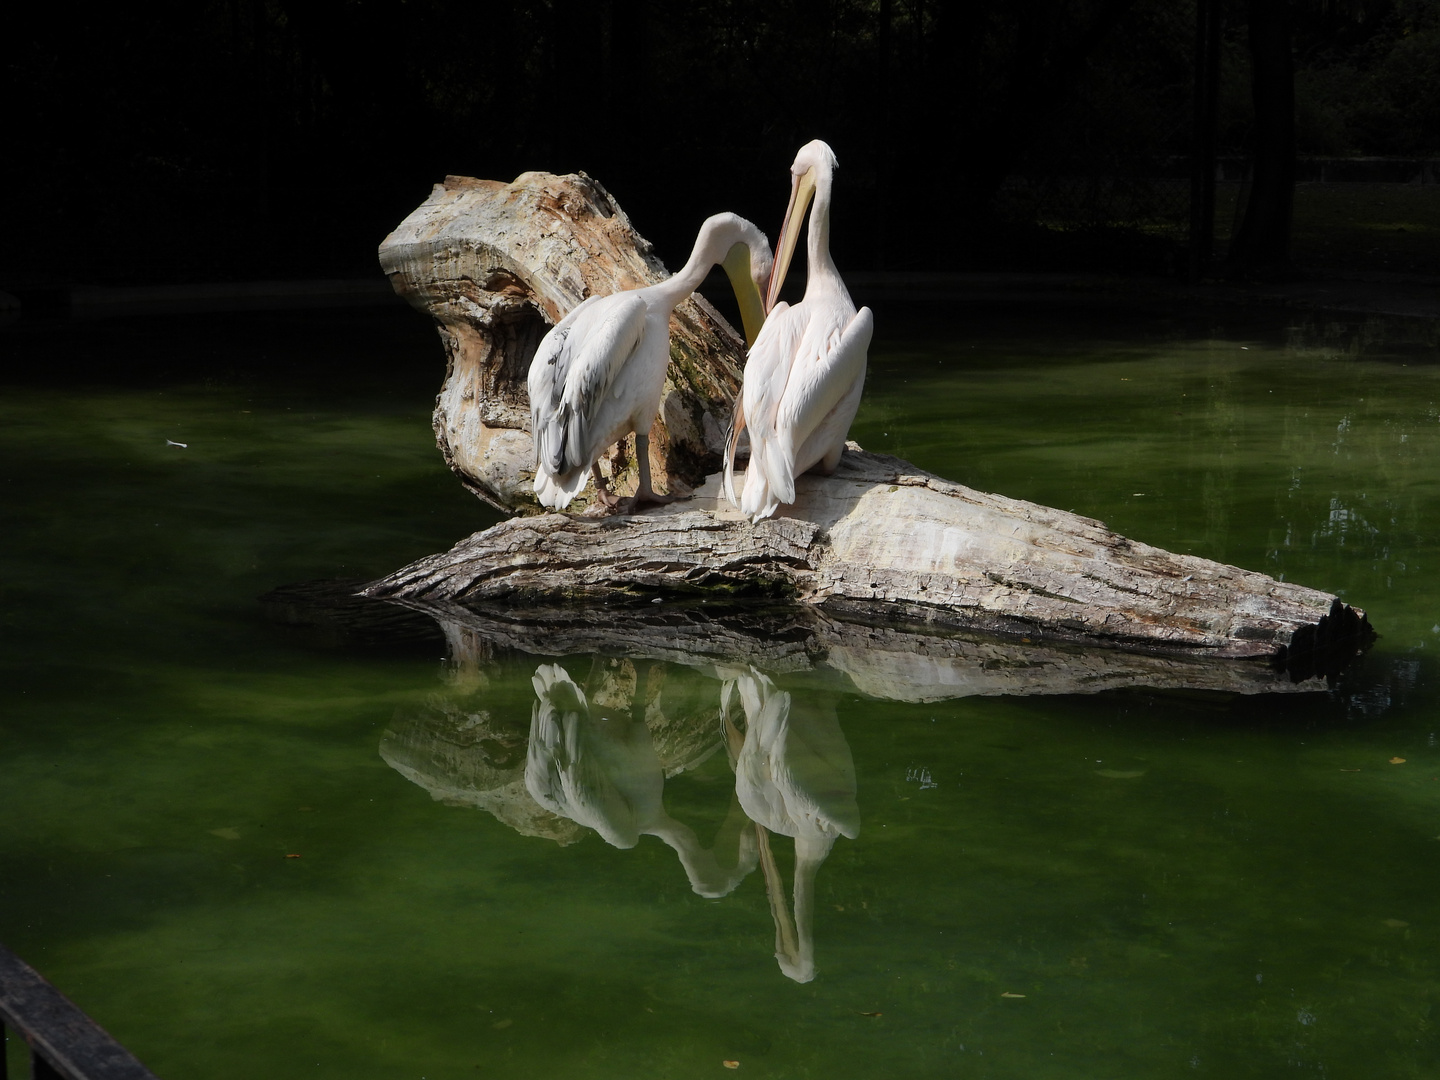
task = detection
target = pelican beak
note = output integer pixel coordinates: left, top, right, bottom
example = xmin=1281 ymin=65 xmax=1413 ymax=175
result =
xmin=720 ymin=241 xmax=766 ymax=348
xmin=766 ymin=166 xmax=817 ymax=314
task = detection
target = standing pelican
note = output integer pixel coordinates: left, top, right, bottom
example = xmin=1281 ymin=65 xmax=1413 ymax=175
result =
xmin=529 ymin=213 xmax=772 ymax=511
xmin=724 ymin=140 xmax=873 ymax=522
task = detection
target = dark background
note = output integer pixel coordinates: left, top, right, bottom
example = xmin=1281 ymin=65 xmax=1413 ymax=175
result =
xmin=5 ymin=0 xmax=1438 ymax=289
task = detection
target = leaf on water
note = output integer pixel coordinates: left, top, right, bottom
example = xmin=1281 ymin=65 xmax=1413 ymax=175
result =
xmin=1390 ymin=757 xmax=1407 ymax=764
xmin=285 ymin=853 xmax=301 ymax=859
xmin=209 ymin=827 xmax=241 ymax=840
xmin=722 ymin=1060 xmax=740 ymax=1069
xmin=1095 ymin=769 xmax=1146 ymax=779
xmin=859 ymin=1011 xmax=883 ymax=1018
xmin=1384 ymin=919 xmax=1409 ymax=928
xmin=1001 ymin=992 xmax=1026 ymax=999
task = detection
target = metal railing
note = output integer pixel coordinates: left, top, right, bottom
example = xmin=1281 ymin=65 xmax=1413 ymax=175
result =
xmin=0 ymin=942 xmax=159 ymax=1080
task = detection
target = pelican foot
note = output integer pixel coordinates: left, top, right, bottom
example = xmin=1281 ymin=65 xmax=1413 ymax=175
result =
xmin=617 ymin=490 xmax=687 ymax=514
xmin=580 ymin=485 xmax=624 ymax=514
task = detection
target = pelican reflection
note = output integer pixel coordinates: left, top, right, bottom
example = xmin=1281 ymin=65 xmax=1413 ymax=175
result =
xmin=524 ymin=661 xmax=858 ymax=982
xmin=525 ymin=663 xmax=756 ymax=898
xmin=723 ymin=667 xmax=859 ymax=982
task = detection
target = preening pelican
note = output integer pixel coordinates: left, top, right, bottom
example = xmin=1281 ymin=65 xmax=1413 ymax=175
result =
xmin=724 ymin=140 xmax=873 ymax=522
xmin=529 ymin=213 xmax=772 ymax=511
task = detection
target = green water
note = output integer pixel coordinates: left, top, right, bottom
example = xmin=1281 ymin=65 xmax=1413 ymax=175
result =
xmin=2 ymin=301 xmax=1439 ymax=1079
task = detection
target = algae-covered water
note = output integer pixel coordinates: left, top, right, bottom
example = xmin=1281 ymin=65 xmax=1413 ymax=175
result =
xmin=3 ymin=298 xmax=1440 ymax=1079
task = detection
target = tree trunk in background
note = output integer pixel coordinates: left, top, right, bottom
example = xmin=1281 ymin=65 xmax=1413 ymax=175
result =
xmin=1227 ymin=0 xmax=1296 ymax=277
xmin=378 ymin=172 xmax=748 ymax=514
xmin=937 ymin=0 xmax=1137 ymax=254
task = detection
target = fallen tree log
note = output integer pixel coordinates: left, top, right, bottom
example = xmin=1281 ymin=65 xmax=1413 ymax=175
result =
xmin=379 ymin=171 xmax=747 ymax=512
xmin=362 ymin=449 xmax=1372 ymax=672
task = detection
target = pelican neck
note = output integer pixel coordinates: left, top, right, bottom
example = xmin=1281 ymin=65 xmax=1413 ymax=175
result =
xmin=804 ymin=169 xmax=839 ymax=291
xmin=649 ymin=223 xmax=744 ymax=309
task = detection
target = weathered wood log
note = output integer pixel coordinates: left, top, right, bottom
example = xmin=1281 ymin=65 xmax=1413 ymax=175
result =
xmin=362 ymin=449 xmax=1372 ymax=670
xmin=379 ymin=172 xmax=748 ymax=512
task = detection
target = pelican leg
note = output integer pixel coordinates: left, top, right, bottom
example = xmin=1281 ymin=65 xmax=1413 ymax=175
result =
xmin=815 ymin=443 xmax=845 ymax=475
xmin=628 ymin=431 xmax=678 ymax=508
xmin=589 ymin=463 xmax=622 ymax=511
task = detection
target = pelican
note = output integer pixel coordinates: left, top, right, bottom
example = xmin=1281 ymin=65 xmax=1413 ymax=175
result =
xmin=529 ymin=213 xmax=772 ymax=511
xmin=724 ymin=140 xmax=873 ymax=522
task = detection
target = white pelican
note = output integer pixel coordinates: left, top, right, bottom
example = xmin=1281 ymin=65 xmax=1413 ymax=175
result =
xmin=529 ymin=213 xmax=772 ymax=511
xmin=524 ymin=663 xmax=756 ymax=898
xmin=724 ymin=668 xmax=859 ymax=982
xmin=725 ymin=139 xmax=873 ymax=522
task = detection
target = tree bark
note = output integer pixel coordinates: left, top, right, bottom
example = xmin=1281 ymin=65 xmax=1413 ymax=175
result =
xmin=378 ymin=171 xmax=748 ymax=513
xmin=362 ymin=449 xmax=1370 ymax=673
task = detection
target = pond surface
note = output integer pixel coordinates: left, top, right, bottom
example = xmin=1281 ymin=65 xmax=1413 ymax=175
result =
xmin=3 ymin=297 xmax=1440 ymax=1079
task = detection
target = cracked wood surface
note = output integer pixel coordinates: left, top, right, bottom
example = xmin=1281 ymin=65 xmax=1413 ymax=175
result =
xmin=364 ymin=449 xmax=1365 ymax=662
xmin=378 ymin=171 xmax=747 ymax=512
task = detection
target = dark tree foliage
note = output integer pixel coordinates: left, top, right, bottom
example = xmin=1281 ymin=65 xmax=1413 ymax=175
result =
xmin=2 ymin=0 xmax=1433 ymax=286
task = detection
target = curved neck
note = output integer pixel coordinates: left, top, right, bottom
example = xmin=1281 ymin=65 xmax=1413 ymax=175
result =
xmin=651 ymin=219 xmax=754 ymax=309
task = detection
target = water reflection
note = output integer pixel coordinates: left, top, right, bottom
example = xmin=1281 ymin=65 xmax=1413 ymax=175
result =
xmin=368 ymin=590 xmax=1352 ymax=982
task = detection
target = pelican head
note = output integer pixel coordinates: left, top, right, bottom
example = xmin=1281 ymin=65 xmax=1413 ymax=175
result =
xmin=765 ymin=140 xmax=839 ymax=313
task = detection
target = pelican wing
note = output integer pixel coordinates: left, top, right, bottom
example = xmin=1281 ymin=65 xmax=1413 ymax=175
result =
xmin=528 ymin=292 xmax=649 ymax=476
xmin=741 ymin=300 xmax=805 ymax=448
xmin=772 ymin=305 xmax=872 ymax=468
xmin=727 ymin=302 xmax=805 ymax=513
xmin=528 ymin=295 xmax=600 ymax=471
